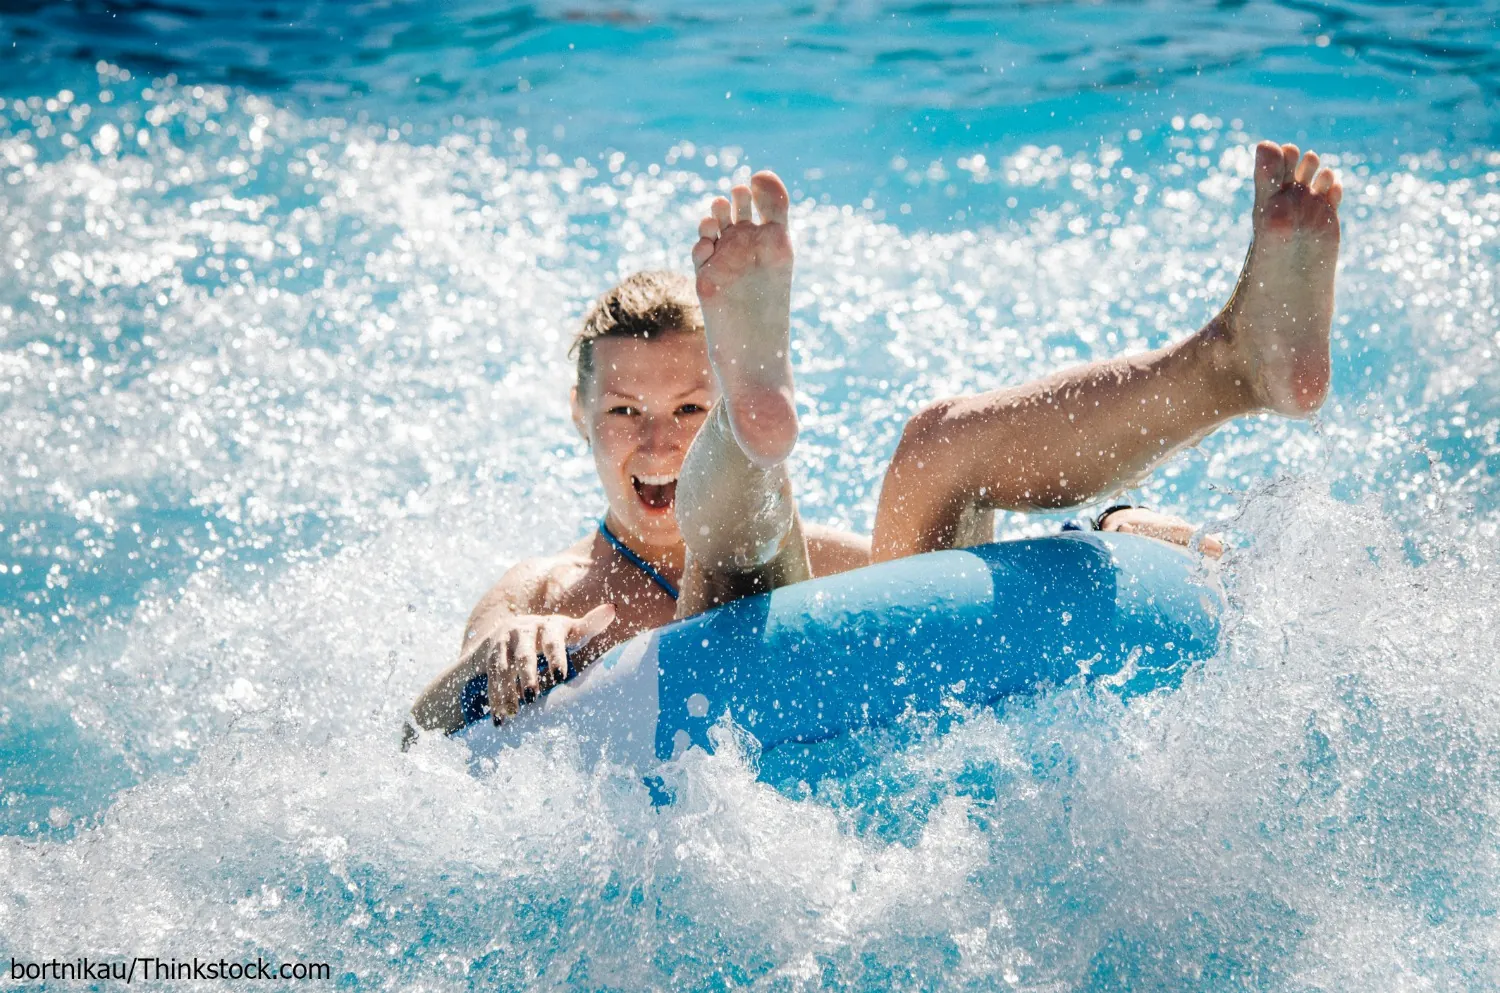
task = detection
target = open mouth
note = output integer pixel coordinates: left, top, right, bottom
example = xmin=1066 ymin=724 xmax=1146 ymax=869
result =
xmin=632 ymin=474 xmax=677 ymax=511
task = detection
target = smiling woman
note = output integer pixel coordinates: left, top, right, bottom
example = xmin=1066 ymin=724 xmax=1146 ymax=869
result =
xmin=568 ymin=271 xmax=713 ymax=552
xmin=409 ymin=269 xmax=872 ymax=730
xmin=420 ymin=146 xmax=1279 ymax=735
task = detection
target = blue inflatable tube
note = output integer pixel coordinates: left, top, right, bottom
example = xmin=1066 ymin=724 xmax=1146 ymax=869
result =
xmin=457 ymin=532 xmax=1222 ymax=774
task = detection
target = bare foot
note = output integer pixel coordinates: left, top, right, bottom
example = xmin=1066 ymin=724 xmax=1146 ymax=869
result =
xmin=1218 ymin=141 xmax=1343 ymax=416
xmin=691 ymin=171 xmax=798 ymax=467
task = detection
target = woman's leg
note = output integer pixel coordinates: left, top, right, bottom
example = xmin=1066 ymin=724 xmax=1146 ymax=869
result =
xmin=674 ymin=171 xmax=810 ymax=617
xmin=874 ymin=141 xmax=1344 ymax=560
xmin=675 ymin=402 xmax=810 ymax=616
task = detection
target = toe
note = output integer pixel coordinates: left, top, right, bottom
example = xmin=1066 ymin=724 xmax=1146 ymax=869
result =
xmin=711 ymin=196 xmax=733 ymax=229
xmin=698 ymin=216 xmax=721 ymax=240
xmin=750 ymin=170 xmax=790 ymax=226
xmin=731 ymin=184 xmax=753 ymax=224
xmin=1326 ymin=179 xmax=1343 ymax=210
xmin=1294 ymin=150 xmax=1319 ymax=186
xmin=1254 ymin=141 xmax=1284 ymax=206
xmin=1280 ymin=144 xmax=1300 ymax=182
xmin=1310 ymin=168 xmax=1334 ymax=196
xmin=692 ymin=236 xmax=716 ymax=270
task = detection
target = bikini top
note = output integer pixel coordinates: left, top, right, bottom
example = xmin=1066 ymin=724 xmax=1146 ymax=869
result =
xmin=597 ymin=518 xmax=680 ymax=600
xmin=596 ymin=507 xmax=1129 ymax=601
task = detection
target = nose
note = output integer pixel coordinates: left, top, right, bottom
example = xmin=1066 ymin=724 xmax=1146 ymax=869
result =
xmin=639 ymin=411 xmax=684 ymax=453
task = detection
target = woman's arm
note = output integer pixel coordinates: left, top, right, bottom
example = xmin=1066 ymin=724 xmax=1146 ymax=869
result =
xmin=408 ymin=561 xmax=546 ymax=734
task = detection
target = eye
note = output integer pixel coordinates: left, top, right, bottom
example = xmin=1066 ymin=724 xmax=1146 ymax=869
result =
xmin=607 ymin=405 xmax=640 ymax=417
xmin=675 ymin=403 xmax=707 ymax=417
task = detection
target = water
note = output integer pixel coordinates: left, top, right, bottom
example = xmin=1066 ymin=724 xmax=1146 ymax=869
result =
xmin=1 ymin=2 xmax=1498 ymax=988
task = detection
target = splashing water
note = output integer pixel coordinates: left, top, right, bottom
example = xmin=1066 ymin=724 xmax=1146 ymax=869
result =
xmin=3 ymin=25 xmax=1500 ymax=992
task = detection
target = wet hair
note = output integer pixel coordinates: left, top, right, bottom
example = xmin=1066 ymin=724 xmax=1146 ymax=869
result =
xmin=570 ymin=271 xmax=704 ymax=391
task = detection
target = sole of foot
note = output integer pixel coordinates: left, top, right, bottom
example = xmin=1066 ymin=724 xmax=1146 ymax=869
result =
xmin=692 ymin=170 xmax=799 ymax=468
xmin=1220 ymin=140 xmax=1343 ymax=417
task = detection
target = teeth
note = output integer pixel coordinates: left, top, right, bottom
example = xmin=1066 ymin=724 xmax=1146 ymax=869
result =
xmin=634 ymin=474 xmax=677 ymax=486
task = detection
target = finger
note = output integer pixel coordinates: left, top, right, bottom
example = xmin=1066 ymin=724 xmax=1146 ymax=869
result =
xmin=1140 ymin=522 xmax=1196 ymax=549
xmin=520 ymin=627 xmax=544 ymax=694
xmin=1104 ymin=508 xmax=1188 ymax=532
xmin=508 ymin=625 xmax=540 ymax=695
xmin=1294 ymin=149 xmax=1319 ymax=186
xmin=540 ymin=621 xmax=570 ymax=681
xmin=730 ymin=184 xmax=753 ymax=224
xmin=710 ymin=196 xmax=732 ymax=229
xmin=750 ymin=170 xmax=790 ymax=226
xmin=692 ymin=236 xmax=716 ymax=269
xmin=486 ymin=638 xmax=508 ymax=721
xmin=1098 ymin=507 xmax=1144 ymax=532
xmin=568 ymin=603 xmax=617 ymax=648
xmin=1106 ymin=516 xmax=1177 ymax=543
xmin=1139 ymin=510 xmax=1193 ymax=531
xmin=1161 ymin=523 xmax=1196 ymax=547
xmin=504 ymin=626 xmax=531 ymax=713
xmin=698 ymin=216 xmax=721 ymax=240
xmin=502 ymin=660 xmax=523 ymax=718
xmin=506 ymin=641 xmax=528 ymax=718
xmin=1102 ymin=509 xmax=1224 ymax=559
xmin=477 ymin=640 xmax=499 ymax=719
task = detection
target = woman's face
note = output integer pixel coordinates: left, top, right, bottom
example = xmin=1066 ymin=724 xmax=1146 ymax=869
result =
xmin=571 ymin=332 xmax=717 ymax=551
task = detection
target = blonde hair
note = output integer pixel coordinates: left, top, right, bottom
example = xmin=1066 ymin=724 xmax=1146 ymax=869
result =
xmin=570 ymin=271 xmax=703 ymax=389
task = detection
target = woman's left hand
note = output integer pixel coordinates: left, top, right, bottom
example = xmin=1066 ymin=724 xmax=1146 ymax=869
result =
xmin=1098 ymin=507 xmax=1224 ymax=559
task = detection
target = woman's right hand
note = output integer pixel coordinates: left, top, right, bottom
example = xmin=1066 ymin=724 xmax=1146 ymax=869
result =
xmin=463 ymin=603 xmax=617 ymax=721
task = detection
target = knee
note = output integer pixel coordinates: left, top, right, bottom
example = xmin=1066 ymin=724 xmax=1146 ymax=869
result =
xmin=892 ymin=398 xmax=961 ymax=472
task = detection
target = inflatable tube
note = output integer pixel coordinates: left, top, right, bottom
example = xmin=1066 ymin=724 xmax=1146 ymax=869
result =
xmin=456 ymin=532 xmax=1222 ymax=775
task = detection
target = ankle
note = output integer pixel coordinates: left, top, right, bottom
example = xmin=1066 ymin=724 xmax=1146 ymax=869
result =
xmin=726 ymin=387 xmax=798 ymax=469
xmin=1187 ymin=315 xmax=1262 ymax=416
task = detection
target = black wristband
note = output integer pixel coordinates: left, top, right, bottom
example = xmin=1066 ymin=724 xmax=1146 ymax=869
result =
xmin=1094 ymin=504 xmax=1136 ymax=531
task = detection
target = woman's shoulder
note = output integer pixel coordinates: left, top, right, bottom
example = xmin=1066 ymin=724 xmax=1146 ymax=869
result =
xmin=467 ymin=539 xmax=596 ymax=621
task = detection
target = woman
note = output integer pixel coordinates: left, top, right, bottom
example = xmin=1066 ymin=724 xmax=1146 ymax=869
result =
xmin=413 ymin=141 xmax=1339 ymax=733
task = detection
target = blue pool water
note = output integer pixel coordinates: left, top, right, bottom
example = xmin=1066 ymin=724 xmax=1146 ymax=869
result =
xmin=2 ymin=1 xmax=1499 ymax=987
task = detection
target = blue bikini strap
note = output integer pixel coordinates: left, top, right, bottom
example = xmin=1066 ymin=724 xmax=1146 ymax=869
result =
xmin=598 ymin=519 xmax=679 ymax=600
